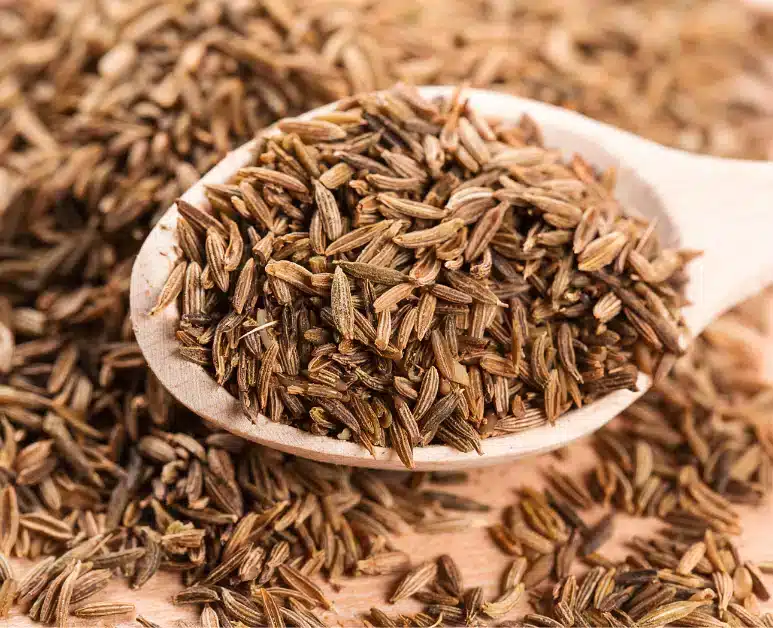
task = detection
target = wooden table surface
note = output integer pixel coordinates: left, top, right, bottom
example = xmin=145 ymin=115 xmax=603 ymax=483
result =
xmin=1 ymin=302 xmax=770 ymax=626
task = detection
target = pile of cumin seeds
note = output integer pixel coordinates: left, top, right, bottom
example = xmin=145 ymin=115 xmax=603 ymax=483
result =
xmin=0 ymin=420 xmax=502 ymax=627
xmin=370 ymin=328 xmax=773 ymax=626
xmin=0 ymin=0 xmax=773 ymax=625
xmin=155 ymin=85 xmax=692 ymax=466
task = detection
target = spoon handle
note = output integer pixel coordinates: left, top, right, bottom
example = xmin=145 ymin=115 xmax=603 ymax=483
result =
xmin=651 ymin=151 xmax=773 ymax=332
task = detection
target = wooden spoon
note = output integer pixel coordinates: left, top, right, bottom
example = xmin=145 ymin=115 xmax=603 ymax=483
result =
xmin=130 ymin=86 xmax=773 ymax=470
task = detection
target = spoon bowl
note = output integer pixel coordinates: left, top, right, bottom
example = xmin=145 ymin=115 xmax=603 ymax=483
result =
xmin=130 ymin=86 xmax=773 ymax=470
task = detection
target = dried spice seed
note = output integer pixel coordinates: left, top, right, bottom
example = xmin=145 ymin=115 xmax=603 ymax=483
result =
xmin=277 ymin=564 xmax=332 ymax=611
xmin=357 ymin=552 xmax=411 ymax=576
xmin=258 ymin=587 xmax=285 ymax=628
xmin=55 ymin=561 xmax=81 ymax=627
xmin=72 ymin=602 xmax=136 ymax=618
xmin=638 ymin=600 xmax=708 ymax=627
xmin=437 ymin=555 xmax=464 ymax=598
xmin=483 ymin=583 xmax=524 ymax=619
xmin=389 ymin=561 xmax=438 ymax=603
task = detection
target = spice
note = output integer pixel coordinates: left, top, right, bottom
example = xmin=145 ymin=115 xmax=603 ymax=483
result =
xmin=157 ymin=86 xmax=691 ymax=464
xmin=1 ymin=0 xmax=773 ymax=624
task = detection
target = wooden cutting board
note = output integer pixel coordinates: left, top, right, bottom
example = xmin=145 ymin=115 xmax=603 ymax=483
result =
xmin=4 ymin=299 xmax=773 ymax=626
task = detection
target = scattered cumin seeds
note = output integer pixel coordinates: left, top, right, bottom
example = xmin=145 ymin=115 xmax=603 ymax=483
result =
xmin=73 ymin=602 xmax=136 ymax=618
xmin=3 ymin=2 xmax=773 ymax=627
xmin=390 ymin=561 xmax=439 ymax=603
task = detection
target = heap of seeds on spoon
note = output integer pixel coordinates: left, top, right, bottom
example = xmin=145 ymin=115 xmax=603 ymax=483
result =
xmin=155 ymin=85 xmax=692 ymax=467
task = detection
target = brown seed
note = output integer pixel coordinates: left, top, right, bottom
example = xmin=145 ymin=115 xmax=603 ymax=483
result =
xmin=393 ymin=395 xmax=420 ymax=446
xmin=258 ymin=587 xmax=285 ymax=628
xmin=578 ymin=232 xmax=628 ymax=271
xmin=201 ymin=606 xmax=220 ymax=628
xmin=465 ymin=202 xmax=508 ymax=262
xmin=42 ymin=414 xmax=100 ymax=486
xmin=90 ymin=548 xmax=146 ymax=570
xmin=277 ymin=564 xmax=332 ymax=610
xmin=445 ymin=270 xmax=503 ymax=306
xmin=259 ymin=342 xmax=280 ymax=410
xmin=313 ymin=180 xmax=343 ymax=241
xmin=677 ymin=542 xmax=707 ymax=576
xmin=173 ymin=586 xmax=219 ymax=605
xmin=70 ymin=569 xmax=112 ymax=605
xmin=177 ymin=199 xmax=227 ymax=237
xmin=357 ymin=552 xmax=411 ymax=576
xmin=265 ymin=260 xmax=314 ymax=293
xmin=375 ymin=310 xmax=392 ymax=351
xmin=464 ymin=586 xmax=483 ymax=624
xmin=389 ymin=422 xmax=415 ymax=469
xmin=414 ymin=366 xmax=439 ymax=421
xmin=232 ymin=258 xmax=256 ymax=314
xmin=326 ymin=221 xmax=395 ymax=256
xmin=278 ymin=118 xmax=347 ymax=142
xmin=57 ymin=561 xmax=82 ymax=627
xmin=373 ymin=283 xmax=416 ymax=313
xmin=735 ymin=564 xmax=754 ymax=600
xmin=239 ymin=166 xmax=309 ymax=194
xmin=746 ymin=561 xmax=771 ymax=601
xmin=714 ymin=571 xmax=733 ymax=612
xmin=335 ymin=261 xmax=410 ymax=286
xmin=582 ymin=513 xmax=614 ymax=556
xmin=389 ymin=561 xmax=438 ymax=603
xmin=201 ymin=543 xmax=253 ymax=585
xmin=331 ymin=267 xmax=354 ymax=340
xmin=319 ymin=163 xmax=354 ymax=189
xmin=483 ymin=582 xmax=524 ymax=619
xmin=638 ymin=601 xmax=708 ymax=627
xmin=557 ymin=529 xmax=583 ymax=579
xmin=523 ymin=552 xmax=555 ymax=589
xmin=240 ymin=181 xmax=275 ymax=230
xmin=221 ymin=589 xmax=265 ymax=625
xmin=39 ymin=562 xmax=74 ymax=625
xmin=729 ymin=602 xmax=766 ymax=627
xmin=419 ymin=390 xmax=461 ymax=445
xmin=393 ymin=219 xmax=465 ymax=249
xmin=522 ymin=192 xmax=583 ymax=226
xmin=704 ymin=529 xmax=726 ymax=573
xmin=437 ymin=555 xmax=464 ymax=598
xmin=557 ymin=323 xmax=582 ymax=383
xmin=510 ymin=521 xmax=554 ymax=555
xmin=150 ymin=261 xmax=187 ymax=315
xmin=415 ymin=292 xmax=437 ymax=341
xmin=593 ymin=292 xmax=622 ymax=323
xmin=431 ymin=330 xmax=468 ymax=385
xmin=73 ymin=602 xmax=136 ymax=618
xmin=379 ymin=194 xmax=447 ymax=220
xmin=0 ymin=578 xmax=16 ymax=619
xmin=206 ymin=228 xmax=230 ymax=292
xmin=223 ymin=218 xmax=243 ymax=272
xmin=19 ymin=511 xmax=73 ymax=541
xmin=132 ymin=537 xmax=162 ymax=589
xmin=0 ymin=488 xmax=18 ymax=556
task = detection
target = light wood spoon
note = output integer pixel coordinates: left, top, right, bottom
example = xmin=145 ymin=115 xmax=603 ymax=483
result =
xmin=130 ymin=86 xmax=773 ymax=470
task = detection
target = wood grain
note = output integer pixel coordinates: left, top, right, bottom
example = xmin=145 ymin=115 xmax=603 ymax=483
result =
xmin=4 ymin=299 xmax=773 ymax=626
